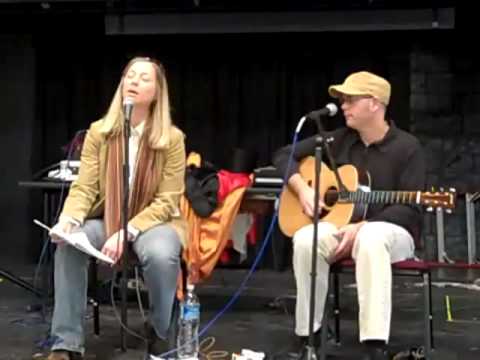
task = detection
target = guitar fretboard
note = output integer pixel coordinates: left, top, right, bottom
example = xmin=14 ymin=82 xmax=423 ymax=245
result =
xmin=341 ymin=190 xmax=419 ymax=205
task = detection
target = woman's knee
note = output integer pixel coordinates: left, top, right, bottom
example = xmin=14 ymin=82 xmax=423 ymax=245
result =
xmin=136 ymin=226 xmax=181 ymax=267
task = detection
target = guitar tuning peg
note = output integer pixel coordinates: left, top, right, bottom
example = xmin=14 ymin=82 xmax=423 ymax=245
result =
xmin=439 ymin=187 xmax=444 ymax=192
xmin=430 ymin=186 xmax=435 ymax=193
xmin=445 ymin=209 xmax=453 ymax=214
xmin=449 ymin=188 xmax=456 ymax=193
xmin=426 ymin=206 xmax=434 ymax=212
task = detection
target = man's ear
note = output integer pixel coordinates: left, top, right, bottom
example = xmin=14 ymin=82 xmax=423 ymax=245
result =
xmin=369 ymin=98 xmax=381 ymax=112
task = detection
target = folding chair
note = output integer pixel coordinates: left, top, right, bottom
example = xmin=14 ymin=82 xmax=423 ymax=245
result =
xmin=319 ymin=258 xmax=433 ymax=360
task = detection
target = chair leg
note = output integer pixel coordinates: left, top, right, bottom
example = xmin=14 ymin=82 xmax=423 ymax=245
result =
xmin=423 ymin=271 xmax=432 ymax=359
xmin=428 ymin=271 xmax=434 ymax=351
xmin=89 ymin=297 xmax=100 ymax=336
xmin=90 ymin=259 xmax=100 ymax=336
xmin=320 ymin=312 xmax=329 ymax=360
xmin=320 ymin=273 xmax=332 ymax=360
xmin=333 ymin=271 xmax=340 ymax=345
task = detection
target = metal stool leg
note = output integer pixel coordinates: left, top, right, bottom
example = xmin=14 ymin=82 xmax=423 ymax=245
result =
xmin=333 ymin=271 xmax=341 ymax=345
xmin=90 ymin=259 xmax=100 ymax=336
xmin=320 ymin=272 xmax=333 ymax=360
xmin=423 ymin=271 xmax=433 ymax=359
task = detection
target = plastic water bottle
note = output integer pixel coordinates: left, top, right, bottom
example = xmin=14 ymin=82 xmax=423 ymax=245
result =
xmin=177 ymin=284 xmax=200 ymax=360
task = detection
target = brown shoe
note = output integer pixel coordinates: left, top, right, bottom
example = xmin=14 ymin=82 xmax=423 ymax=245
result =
xmin=46 ymin=351 xmax=70 ymax=360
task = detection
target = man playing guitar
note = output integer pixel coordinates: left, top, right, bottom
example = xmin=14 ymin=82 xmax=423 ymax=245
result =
xmin=273 ymin=71 xmax=427 ymax=360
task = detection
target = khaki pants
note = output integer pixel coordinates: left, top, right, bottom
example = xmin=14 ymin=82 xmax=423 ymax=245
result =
xmin=292 ymin=221 xmax=414 ymax=342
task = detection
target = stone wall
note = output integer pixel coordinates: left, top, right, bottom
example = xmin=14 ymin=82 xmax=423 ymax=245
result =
xmin=411 ymin=36 xmax=480 ymax=262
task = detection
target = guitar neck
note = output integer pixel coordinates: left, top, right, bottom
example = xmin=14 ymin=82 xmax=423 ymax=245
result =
xmin=342 ymin=190 xmax=420 ymax=205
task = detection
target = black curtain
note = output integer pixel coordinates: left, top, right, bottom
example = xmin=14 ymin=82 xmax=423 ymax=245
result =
xmin=35 ymin=29 xmax=411 ymax=173
xmin=3 ymin=13 xmax=410 ymax=264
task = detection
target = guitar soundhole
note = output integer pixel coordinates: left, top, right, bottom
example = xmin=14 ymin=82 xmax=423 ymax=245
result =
xmin=325 ymin=187 xmax=339 ymax=207
xmin=307 ymin=180 xmax=313 ymax=187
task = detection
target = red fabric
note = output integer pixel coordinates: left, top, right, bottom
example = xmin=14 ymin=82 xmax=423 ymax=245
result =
xmin=219 ymin=240 xmax=233 ymax=264
xmin=247 ymin=215 xmax=257 ymax=246
xmin=215 ymin=171 xmax=253 ymax=263
xmin=217 ymin=170 xmax=252 ymax=202
xmin=425 ymin=261 xmax=480 ymax=269
xmin=333 ymin=258 xmax=480 ymax=271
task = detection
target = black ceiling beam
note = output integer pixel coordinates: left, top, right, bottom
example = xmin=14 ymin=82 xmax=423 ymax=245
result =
xmin=105 ymin=8 xmax=455 ymax=35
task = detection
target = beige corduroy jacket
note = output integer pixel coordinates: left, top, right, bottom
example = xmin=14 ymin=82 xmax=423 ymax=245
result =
xmin=60 ymin=119 xmax=187 ymax=246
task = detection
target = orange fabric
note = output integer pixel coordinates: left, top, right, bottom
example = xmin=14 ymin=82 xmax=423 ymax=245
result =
xmin=180 ymin=187 xmax=247 ymax=284
xmin=180 ymin=151 xmax=249 ymax=285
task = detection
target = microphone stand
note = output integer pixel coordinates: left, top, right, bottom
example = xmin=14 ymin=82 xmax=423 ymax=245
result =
xmin=305 ymin=116 xmax=344 ymax=360
xmin=120 ymin=105 xmax=131 ymax=351
xmin=306 ymin=128 xmax=324 ymax=360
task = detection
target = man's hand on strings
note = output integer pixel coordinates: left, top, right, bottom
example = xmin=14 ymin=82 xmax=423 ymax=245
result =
xmin=298 ymin=186 xmax=325 ymax=218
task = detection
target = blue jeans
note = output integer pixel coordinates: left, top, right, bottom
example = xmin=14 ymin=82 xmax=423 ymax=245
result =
xmin=50 ymin=219 xmax=182 ymax=355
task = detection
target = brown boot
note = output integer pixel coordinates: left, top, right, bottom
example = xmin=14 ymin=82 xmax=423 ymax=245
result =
xmin=46 ymin=351 xmax=70 ymax=360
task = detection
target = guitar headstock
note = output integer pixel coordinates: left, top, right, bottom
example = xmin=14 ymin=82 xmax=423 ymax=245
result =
xmin=421 ymin=187 xmax=457 ymax=213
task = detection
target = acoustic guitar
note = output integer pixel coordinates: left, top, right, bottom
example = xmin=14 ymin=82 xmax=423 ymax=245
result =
xmin=278 ymin=156 xmax=456 ymax=237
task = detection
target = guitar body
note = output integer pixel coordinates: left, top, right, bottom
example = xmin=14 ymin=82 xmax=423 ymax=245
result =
xmin=278 ymin=157 xmax=371 ymax=237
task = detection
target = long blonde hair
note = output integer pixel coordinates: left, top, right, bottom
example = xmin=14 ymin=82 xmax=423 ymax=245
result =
xmin=99 ymin=57 xmax=173 ymax=149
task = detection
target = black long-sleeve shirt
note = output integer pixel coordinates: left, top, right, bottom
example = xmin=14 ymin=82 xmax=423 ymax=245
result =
xmin=272 ymin=123 xmax=426 ymax=240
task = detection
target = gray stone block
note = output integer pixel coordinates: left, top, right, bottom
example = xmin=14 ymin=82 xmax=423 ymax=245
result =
xmin=426 ymin=94 xmax=453 ymax=113
xmin=412 ymin=114 xmax=460 ymax=135
xmin=426 ymin=73 xmax=453 ymax=95
xmin=447 ymin=235 xmax=468 ymax=260
xmin=411 ymin=94 xmax=428 ymax=112
xmin=411 ymin=72 xmax=427 ymax=93
xmin=464 ymin=113 xmax=480 ymax=134
xmin=411 ymin=51 xmax=450 ymax=73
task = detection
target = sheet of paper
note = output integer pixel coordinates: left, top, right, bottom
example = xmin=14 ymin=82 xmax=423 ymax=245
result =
xmin=33 ymin=219 xmax=114 ymax=264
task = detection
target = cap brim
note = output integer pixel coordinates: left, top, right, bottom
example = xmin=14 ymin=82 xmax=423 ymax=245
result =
xmin=328 ymin=85 xmax=368 ymax=98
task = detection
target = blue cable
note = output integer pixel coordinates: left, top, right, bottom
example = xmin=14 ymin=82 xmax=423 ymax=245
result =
xmin=159 ymin=131 xmax=300 ymax=359
xmin=198 ymin=131 xmax=300 ymax=336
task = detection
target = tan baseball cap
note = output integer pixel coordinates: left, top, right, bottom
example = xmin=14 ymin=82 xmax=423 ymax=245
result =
xmin=328 ymin=71 xmax=391 ymax=105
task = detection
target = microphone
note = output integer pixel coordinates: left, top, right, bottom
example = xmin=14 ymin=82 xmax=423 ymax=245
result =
xmin=295 ymin=103 xmax=338 ymax=133
xmin=306 ymin=103 xmax=338 ymax=121
xmin=123 ymin=97 xmax=134 ymax=123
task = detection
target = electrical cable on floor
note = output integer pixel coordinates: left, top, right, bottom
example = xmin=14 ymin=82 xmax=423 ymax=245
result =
xmin=392 ymin=346 xmax=425 ymax=360
xmin=199 ymin=337 xmax=229 ymax=360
